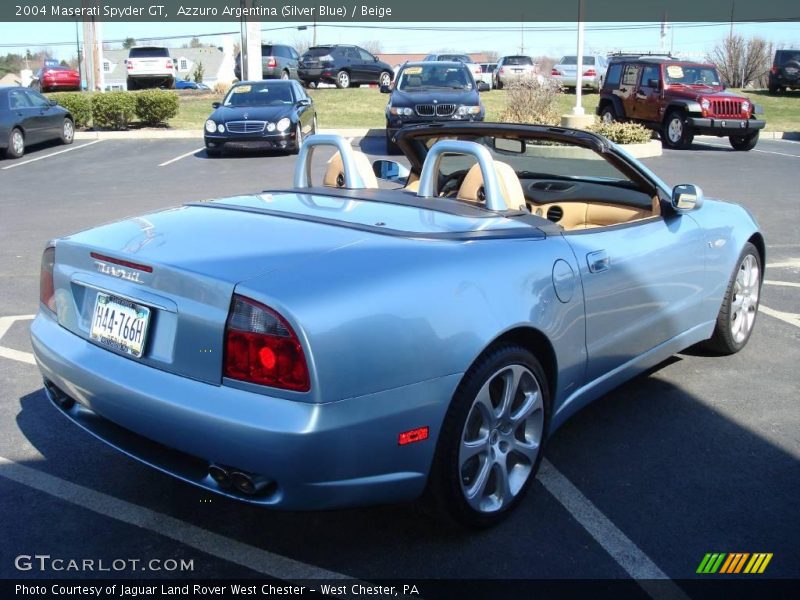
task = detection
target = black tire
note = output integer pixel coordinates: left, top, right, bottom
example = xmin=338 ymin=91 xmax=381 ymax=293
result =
xmin=126 ymin=78 xmax=137 ymax=91
xmin=281 ymin=70 xmax=290 ymax=80
xmin=767 ymin=85 xmax=779 ymax=95
xmin=205 ymin=146 xmax=221 ymax=158
xmin=701 ymin=242 xmax=762 ymax=355
xmin=5 ymin=127 xmax=24 ymax=159
xmin=425 ymin=345 xmax=550 ymax=529
xmin=599 ymin=104 xmax=617 ymax=124
xmin=662 ymin=109 xmax=694 ymax=149
xmin=304 ymin=80 xmax=318 ymax=89
xmin=495 ymin=79 xmax=503 ymax=90
xmin=729 ymin=130 xmax=759 ymax=151
xmin=60 ymin=118 xmax=75 ymax=145
xmin=335 ymin=70 xmax=350 ymax=89
xmin=379 ymin=71 xmax=392 ymax=88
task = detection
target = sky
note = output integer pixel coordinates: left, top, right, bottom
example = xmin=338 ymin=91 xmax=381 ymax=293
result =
xmin=0 ymin=20 xmax=798 ymax=62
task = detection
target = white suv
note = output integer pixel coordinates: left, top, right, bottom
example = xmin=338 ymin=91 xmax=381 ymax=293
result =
xmin=126 ymin=46 xmax=175 ymax=90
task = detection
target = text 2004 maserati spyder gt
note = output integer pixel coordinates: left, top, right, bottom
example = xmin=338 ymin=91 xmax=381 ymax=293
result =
xmin=31 ymin=123 xmax=763 ymax=527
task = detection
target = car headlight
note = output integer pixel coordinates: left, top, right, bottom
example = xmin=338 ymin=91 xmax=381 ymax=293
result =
xmin=217 ymin=123 xmax=225 ymax=133
xmin=741 ymin=100 xmax=750 ymax=113
xmin=389 ymin=106 xmax=413 ymax=116
xmin=457 ymin=105 xmax=482 ymax=116
xmin=700 ymin=98 xmax=710 ymax=111
xmin=276 ymin=117 xmax=291 ymax=132
xmin=205 ymin=119 xmax=216 ymax=133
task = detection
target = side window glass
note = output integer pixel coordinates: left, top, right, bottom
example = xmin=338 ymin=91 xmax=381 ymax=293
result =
xmin=622 ymin=64 xmax=640 ymax=86
xmin=358 ymin=49 xmax=374 ymax=62
xmin=9 ymin=90 xmax=32 ymax=109
xmin=605 ymin=63 xmax=622 ymax=87
xmin=25 ymin=90 xmax=50 ymax=108
xmin=641 ymin=65 xmax=660 ymax=87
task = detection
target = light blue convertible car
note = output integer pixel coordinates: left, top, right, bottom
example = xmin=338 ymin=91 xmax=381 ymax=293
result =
xmin=31 ymin=123 xmax=763 ymax=527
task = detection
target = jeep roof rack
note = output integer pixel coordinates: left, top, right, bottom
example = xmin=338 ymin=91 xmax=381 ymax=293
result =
xmin=608 ymin=51 xmax=676 ymax=58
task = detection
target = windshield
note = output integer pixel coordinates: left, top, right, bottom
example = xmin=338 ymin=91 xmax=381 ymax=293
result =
xmin=223 ymin=83 xmax=294 ymax=107
xmin=559 ymin=56 xmax=596 ymax=66
xmin=304 ymin=47 xmax=334 ymax=58
xmin=504 ymin=56 xmax=533 ymax=66
xmin=664 ymin=64 xmax=720 ymax=86
xmin=397 ymin=64 xmax=473 ymax=90
xmin=128 ymin=47 xmax=170 ymax=58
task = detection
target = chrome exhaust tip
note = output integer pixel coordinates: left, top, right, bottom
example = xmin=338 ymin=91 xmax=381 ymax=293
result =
xmin=208 ymin=464 xmax=231 ymax=488
xmin=230 ymin=471 xmax=272 ymax=495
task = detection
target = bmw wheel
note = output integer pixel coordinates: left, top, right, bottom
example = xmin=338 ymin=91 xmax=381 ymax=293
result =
xmin=5 ymin=127 xmax=25 ymax=159
xmin=336 ymin=70 xmax=350 ymax=89
xmin=662 ymin=110 xmax=693 ymax=149
xmin=60 ymin=118 xmax=74 ymax=145
xmin=379 ymin=71 xmax=392 ymax=88
xmin=428 ymin=345 xmax=549 ymax=528
xmin=702 ymin=242 xmax=762 ymax=355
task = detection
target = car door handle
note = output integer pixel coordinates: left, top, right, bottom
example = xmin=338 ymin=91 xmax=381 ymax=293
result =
xmin=587 ymin=250 xmax=610 ymax=273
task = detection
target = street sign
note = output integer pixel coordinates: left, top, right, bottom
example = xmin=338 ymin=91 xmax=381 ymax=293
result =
xmin=43 ymin=59 xmax=59 ymax=68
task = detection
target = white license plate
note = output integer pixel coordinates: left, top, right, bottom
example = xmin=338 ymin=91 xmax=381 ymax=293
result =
xmin=90 ymin=293 xmax=150 ymax=358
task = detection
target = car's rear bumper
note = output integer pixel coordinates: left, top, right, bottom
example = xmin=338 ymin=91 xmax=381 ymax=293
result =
xmin=299 ymin=68 xmax=337 ymax=83
xmin=687 ymin=117 xmax=766 ymax=135
xmin=552 ymin=74 xmax=601 ymax=89
xmin=31 ymin=312 xmax=456 ymax=509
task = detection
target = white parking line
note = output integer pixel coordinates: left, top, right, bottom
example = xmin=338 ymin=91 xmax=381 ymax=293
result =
xmin=158 ymin=147 xmax=205 ymax=167
xmin=764 ymin=280 xmax=800 ymax=288
xmin=0 ymin=315 xmax=35 ymax=365
xmin=0 ymin=456 xmax=382 ymax=588
xmin=538 ymin=460 xmax=689 ymax=600
xmin=693 ymin=140 xmax=800 ymax=158
xmin=767 ymin=259 xmax=800 ymax=269
xmin=759 ymin=305 xmax=800 ymax=329
xmin=1 ymin=140 xmax=103 ymax=170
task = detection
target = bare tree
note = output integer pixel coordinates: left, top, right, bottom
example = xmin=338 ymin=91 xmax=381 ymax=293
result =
xmin=289 ymin=34 xmax=309 ymax=56
xmin=361 ymin=40 xmax=382 ymax=55
xmin=481 ymin=49 xmax=500 ymax=63
xmin=706 ymin=34 xmax=773 ymax=88
xmin=122 ymin=37 xmax=136 ymax=49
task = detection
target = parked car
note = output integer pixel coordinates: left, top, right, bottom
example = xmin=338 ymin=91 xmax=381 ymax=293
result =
xmin=768 ymin=49 xmax=800 ymax=94
xmin=551 ymin=54 xmax=608 ymax=90
xmin=30 ymin=66 xmax=80 ymax=93
xmin=298 ymin=45 xmax=393 ymax=89
xmin=125 ymin=46 xmax=175 ymax=90
xmin=494 ymin=55 xmax=540 ymax=89
xmin=234 ymin=43 xmax=301 ymax=81
xmin=423 ymin=53 xmax=483 ymax=82
xmin=477 ymin=62 xmax=497 ymax=88
xmin=597 ymin=57 xmax=766 ymax=150
xmin=203 ymin=79 xmax=316 ymax=156
xmin=175 ymin=78 xmax=199 ymax=90
xmin=32 ymin=120 xmax=763 ymax=527
xmin=0 ymin=86 xmax=74 ymax=159
xmin=382 ymin=61 xmax=488 ymax=153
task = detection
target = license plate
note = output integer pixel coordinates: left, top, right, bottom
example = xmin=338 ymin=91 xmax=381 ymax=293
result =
xmin=90 ymin=293 xmax=150 ymax=358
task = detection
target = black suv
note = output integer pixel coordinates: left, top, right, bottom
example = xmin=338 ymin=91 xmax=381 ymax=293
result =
xmin=597 ymin=56 xmax=765 ymax=150
xmin=298 ymin=45 xmax=394 ymax=89
xmin=382 ymin=62 xmax=487 ymax=153
xmin=234 ymin=44 xmax=300 ymax=81
xmin=768 ymin=49 xmax=800 ymax=94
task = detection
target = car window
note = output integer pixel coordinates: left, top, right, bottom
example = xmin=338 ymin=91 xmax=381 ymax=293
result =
xmin=357 ymin=49 xmax=374 ymax=62
xmin=559 ymin=56 xmax=596 ymax=66
xmin=622 ymin=64 xmax=641 ymax=86
xmin=438 ymin=54 xmax=471 ymax=63
xmin=304 ymin=47 xmax=334 ymax=58
xmin=605 ymin=63 xmax=622 ymax=87
xmin=128 ymin=47 xmax=170 ymax=58
xmin=290 ymin=48 xmax=300 ymax=60
xmin=8 ymin=90 xmax=33 ymax=109
xmin=396 ymin=64 xmax=472 ymax=90
xmin=25 ymin=90 xmax=50 ymax=108
xmin=504 ymin=56 xmax=533 ymax=66
xmin=343 ymin=48 xmax=359 ymax=61
xmin=223 ymin=82 xmax=294 ymax=107
xmin=640 ymin=65 xmax=661 ymax=87
xmin=293 ymin=82 xmax=307 ymax=100
xmin=774 ymin=51 xmax=800 ymax=66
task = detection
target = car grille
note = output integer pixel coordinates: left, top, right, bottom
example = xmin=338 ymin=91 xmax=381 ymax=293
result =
xmin=225 ymin=121 xmax=267 ymax=133
xmin=415 ymin=104 xmax=457 ymax=117
xmin=709 ymin=99 xmax=743 ymax=118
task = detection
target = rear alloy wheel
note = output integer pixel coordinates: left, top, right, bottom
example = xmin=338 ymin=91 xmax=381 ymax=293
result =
xmin=60 ymin=118 xmax=74 ymax=145
xmin=6 ymin=128 xmax=24 ymax=159
xmin=662 ymin=110 xmax=693 ymax=149
xmin=427 ymin=345 xmax=549 ymax=528
xmin=599 ymin=105 xmax=616 ymax=124
xmin=379 ymin=71 xmax=392 ymax=88
xmin=281 ymin=70 xmax=290 ymax=80
xmin=336 ymin=70 xmax=350 ymax=89
xmin=702 ymin=242 xmax=761 ymax=354
xmin=729 ymin=130 xmax=759 ymax=151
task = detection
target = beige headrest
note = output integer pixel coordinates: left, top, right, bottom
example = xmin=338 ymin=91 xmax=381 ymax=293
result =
xmin=323 ymin=151 xmax=378 ymax=189
xmin=457 ymin=161 xmax=527 ymax=211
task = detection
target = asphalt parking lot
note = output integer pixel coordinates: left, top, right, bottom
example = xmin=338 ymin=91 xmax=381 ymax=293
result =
xmin=0 ymin=135 xmax=797 ymax=593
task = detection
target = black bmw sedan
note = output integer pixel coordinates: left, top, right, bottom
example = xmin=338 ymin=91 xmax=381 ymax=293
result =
xmin=0 ymin=86 xmax=74 ymax=159
xmin=203 ymin=80 xmax=317 ymax=156
xmin=382 ymin=62 xmax=488 ymax=153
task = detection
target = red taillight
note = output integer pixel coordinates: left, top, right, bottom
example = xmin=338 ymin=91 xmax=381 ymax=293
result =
xmin=166 ymin=60 xmax=173 ymax=69
xmin=40 ymin=246 xmax=56 ymax=313
xmin=398 ymin=427 xmax=429 ymax=446
xmin=126 ymin=60 xmax=132 ymax=70
xmin=266 ymin=56 xmax=277 ymax=68
xmin=551 ymin=68 xmax=560 ymax=76
xmin=223 ymin=295 xmax=310 ymax=392
xmin=584 ymin=68 xmax=596 ymax=76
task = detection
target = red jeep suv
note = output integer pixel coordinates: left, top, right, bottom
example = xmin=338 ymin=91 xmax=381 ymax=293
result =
xmin=597 ymin=56 xmax=765 ymax=151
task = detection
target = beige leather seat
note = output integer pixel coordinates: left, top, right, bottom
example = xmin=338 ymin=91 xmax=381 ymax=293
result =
xmin=323 ymin=151 xmax=379 ymax=189
xmin=456 ymin=161 xmax=527 ymax=211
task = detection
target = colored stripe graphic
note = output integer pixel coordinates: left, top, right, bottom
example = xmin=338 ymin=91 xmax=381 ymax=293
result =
xmin=744 ymin=553 xmax=774 ymax=574
xmin=701 ymin=553 xmax=774 ymax=575
xmin=697 ymin=553 xmax=727 ymax=574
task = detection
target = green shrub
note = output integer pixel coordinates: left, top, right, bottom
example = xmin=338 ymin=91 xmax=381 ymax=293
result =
xmin=47 ymin=92 xmax=92 ymax=128
xmin=91 ymin=92 xmax=136 ymax=129
xmin=589 ymin=121 xmax=653 ymax=144
xmin=499 ymin=79 xmax=563 ymax=126
xmin=133 ymin=89 xmax=179 ymax=126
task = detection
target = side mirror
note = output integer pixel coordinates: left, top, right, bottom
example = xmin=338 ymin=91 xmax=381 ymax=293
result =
xmin=379 ymin=84 xmax=391 ymax=93
xmin=211 ymin=101 xmax=221 ymax=108
xmin=298 ymin=98 xmax=311 ymax=106
xmin=671 ymin=184 xmax=704 ymax=213
xmin=477 ymin=81 xmax=490 ymax=92
xmin=49 ymin=99 xmax=58 ymax=106
xmin=372 ymin=159 xmax=410 ymax=183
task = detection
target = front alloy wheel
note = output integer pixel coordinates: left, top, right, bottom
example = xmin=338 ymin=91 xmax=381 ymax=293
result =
xmin=61 ymin=118 xmax=74 ymax=145
xmin=662 ymin=110 xmax=693 ymax=149
xmin=6 ymin=128 xmax=25 ymax=159
xmin=379 ymin=71 xmax=392 ymax=88
xmin=336 ymin=70 xmax=350 ymax=89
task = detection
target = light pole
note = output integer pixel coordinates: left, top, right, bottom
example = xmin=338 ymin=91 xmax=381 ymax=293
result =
xmin=572 ymin=0 xmax=585 ymax=116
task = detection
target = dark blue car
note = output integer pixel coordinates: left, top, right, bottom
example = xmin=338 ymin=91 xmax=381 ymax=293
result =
xmin=0 ymin=86 xmax=74 ymax=159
